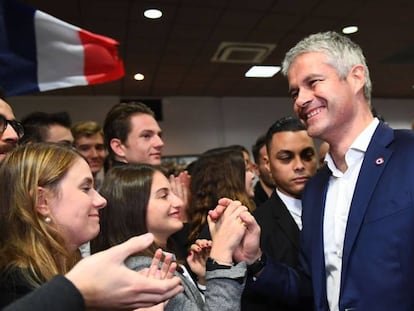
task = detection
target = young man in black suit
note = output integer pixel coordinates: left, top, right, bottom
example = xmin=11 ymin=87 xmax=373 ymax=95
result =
xmin=242 ymin=116 xmax=317 ymax=311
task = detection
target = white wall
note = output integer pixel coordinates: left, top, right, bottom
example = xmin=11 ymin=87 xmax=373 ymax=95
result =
xmin=8 ymin=95 xmax=414 ymax=156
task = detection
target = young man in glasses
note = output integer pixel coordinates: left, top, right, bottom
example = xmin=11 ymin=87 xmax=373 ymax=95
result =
xmin=0 ymin=92 xmax=23 ymax=162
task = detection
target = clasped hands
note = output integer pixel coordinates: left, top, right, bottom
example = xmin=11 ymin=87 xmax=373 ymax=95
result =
xmin=208 ymin=198 xmax=262 ymax=266
xmin=185 ymin=198 xmax=262 ymax=284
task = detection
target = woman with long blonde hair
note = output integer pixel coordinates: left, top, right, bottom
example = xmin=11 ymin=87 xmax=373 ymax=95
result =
xmin=0 ymin=143 xmax=107 ymax=307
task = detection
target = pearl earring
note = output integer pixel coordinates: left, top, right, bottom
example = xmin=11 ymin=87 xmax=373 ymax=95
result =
xmin=45 ymin=216 xmax=51 ymax=223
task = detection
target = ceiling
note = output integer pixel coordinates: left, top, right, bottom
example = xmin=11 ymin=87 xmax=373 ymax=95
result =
xmin=19 ymin=0 xmax=414 ymax=99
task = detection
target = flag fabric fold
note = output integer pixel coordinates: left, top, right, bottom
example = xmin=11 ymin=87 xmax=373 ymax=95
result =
xmin=0 ymin=0 xmax=124 ymax=96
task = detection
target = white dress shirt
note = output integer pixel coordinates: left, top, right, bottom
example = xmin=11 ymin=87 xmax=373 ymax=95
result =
xmin=323 ymin=118 xmax=379 ymax=311
xmin=276 ymin=188 xmax=303 ymax=230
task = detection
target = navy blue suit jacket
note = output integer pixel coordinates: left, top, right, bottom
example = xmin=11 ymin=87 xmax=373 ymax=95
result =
xmin=247 ymin=122 xmax=414 ymax=311
xmin=242 ymin=191 xmax=301 ymax=310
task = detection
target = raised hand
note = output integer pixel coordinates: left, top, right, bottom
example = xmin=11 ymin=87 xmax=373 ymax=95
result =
xmin=187 ymin=239 xmax=212 ymax=284
xmin=233 ymin=210 xmax=262 ymax=264
xmin=169 ymin=171 xmax=191 ymax=222
xmin=207 ymin=197 xmax=231 ymax=222
xmin=207 ymin=199 xmax=248 ymax=264
xmin=142 ymin=248 xmax=178 ymax=280
xmin=65 ymin=233 xmax=183 ymax=310
xmin=208 ymin=198 xmax=262 ymax=265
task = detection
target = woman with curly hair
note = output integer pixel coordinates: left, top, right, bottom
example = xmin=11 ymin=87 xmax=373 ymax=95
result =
xmin=187 ymin=146 xmax=255 ymax=244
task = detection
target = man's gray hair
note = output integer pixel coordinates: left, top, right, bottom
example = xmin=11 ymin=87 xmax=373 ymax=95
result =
xmin=281 ymin=31 xmax=372 ymax=102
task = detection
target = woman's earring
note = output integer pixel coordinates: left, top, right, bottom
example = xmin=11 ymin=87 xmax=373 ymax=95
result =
xmin=45 ymin=216 xmax=51 ymax=223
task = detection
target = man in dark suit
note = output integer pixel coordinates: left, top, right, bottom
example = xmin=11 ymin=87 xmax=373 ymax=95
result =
xmin=211 ymin=31 xmax=414 ymax=311
xmin=242 ymin=117 xmax=317 ymax=311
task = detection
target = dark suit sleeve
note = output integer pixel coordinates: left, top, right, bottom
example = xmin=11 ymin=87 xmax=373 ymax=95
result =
xmin=4 ymin=275 xmax=85 ymax=311
xmin=245 ymin=255 xmax=314 ymax=309
xmin=246 ymin=257 xmax=299 ymax=300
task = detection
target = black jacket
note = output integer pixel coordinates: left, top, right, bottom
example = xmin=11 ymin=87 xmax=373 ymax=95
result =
xmin=1 ymin=271 xmax=84 ymax=311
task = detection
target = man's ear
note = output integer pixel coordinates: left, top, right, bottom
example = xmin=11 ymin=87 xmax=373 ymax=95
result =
xmin=110 ymin=138 xmax=126 ymax=158
xmin=264 ymin=157 xmax=272 ymax=176
xmin=36 ymin=187 xmax=51 ymax=217
xmin=349 ymin=64 xmax=366 ymax=96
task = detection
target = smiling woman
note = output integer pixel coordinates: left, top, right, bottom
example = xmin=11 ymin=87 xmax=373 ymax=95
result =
xmin=0 ymin=143 xmax=107 ymax=308
xmin=91 ymin=164 xmax=249 ymax=311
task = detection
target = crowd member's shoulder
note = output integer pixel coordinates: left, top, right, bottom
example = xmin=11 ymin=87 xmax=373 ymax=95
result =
xmin=0 ymin=267 xmax=35 ymax=309
xmin=3 ymin=275 xmax=84 ymax=311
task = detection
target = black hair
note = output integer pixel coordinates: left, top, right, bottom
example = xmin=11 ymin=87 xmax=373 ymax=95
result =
xmin=251 ymin=134 xmax=266 ymax=163
xmin=20 ymin=112 xmax=72 ymax=144
xmin=265 ymin=116 xmax=306 ymax=151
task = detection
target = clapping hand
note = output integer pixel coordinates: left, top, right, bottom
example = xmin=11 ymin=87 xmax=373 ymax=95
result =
xmin=187 ymin=239 xmax=212 ymax=284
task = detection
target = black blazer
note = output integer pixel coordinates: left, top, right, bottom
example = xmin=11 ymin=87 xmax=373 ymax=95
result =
xmin=253 ymin=181 xmax=270 ymax=207
xmin=241 ymin=190 xmax=301 ymax=311
xmin=255 ymin=190 xmax=300 ymax=266
xmin=3 ymin=275 xmax=84 ymax=311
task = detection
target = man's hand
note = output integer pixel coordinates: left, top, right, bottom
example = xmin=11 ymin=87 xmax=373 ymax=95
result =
xmin=66 ymin=233 xmax=183 ymax=310
xmin=234 ymin=210 xmax=262 ymax=264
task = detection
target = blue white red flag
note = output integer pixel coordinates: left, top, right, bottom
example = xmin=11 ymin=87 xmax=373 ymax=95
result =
xmin=0 ymin=0 xmax=124 ymax=96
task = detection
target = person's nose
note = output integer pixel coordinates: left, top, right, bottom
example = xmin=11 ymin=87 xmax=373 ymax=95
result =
xmin=155 ymin=135 xmax=164 ymax=148
xmin=90 ymin=148 xmax=98 ymax=158
xmin=2 ymin=123 xmax=19 ymax=143
xmin=171 ymin=192 xmax=184 ymax=209
xmin=93 ymin=190 xmax=107 ymax=209
xmin=247 ymin=169 xmax=255 ymax=180
xmin=293 ymin=156 xmax=305 ymax=172
xmin=294 ymin=88 xmax=313 ymax=109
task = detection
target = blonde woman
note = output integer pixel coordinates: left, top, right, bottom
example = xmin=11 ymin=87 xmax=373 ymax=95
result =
xmin=0 ymin=143 xmax=178 ymax=309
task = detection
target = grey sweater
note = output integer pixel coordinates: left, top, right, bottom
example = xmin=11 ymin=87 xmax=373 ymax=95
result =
xmin=126 ymin=256 xmax=247 ymax=311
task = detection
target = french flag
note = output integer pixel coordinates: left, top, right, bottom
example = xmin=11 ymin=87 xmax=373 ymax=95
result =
xmin=0 ymin=0 xmax=124 ymax=96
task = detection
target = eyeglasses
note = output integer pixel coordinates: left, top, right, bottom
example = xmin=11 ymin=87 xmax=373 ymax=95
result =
xmin=0 ymin=114 xmax=24 ymax=139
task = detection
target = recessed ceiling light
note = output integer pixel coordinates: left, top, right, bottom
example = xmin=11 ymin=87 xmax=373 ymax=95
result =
xmin=144 ymin=9 xmax=162 ymax=19
xmin=245 ymin=66 xmax=281 ymax=78
xmin=342 ymin=26 xmax=358 ymax=34
xmin=134 ymin=73 xmax=145 ymax=81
